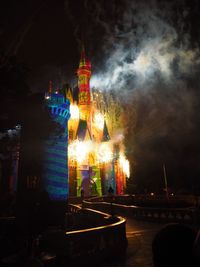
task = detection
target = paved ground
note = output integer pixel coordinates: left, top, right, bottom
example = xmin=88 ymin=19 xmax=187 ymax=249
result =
xmin=102 ymin=217 xmax=164 ymax=267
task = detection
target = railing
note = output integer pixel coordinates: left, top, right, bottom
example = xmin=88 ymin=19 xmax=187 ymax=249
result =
xmin=82 ymin=196 xmax=199 ymax=225
xmin=68 ymin=203 xmax=80 ymax=213
xmin=131 ymin=206 xmax=195 ymax=223
xmin=84 ymin=194 xmax=198 ymax=207
xmin=41 ymin=204 xmax=127 ymax=265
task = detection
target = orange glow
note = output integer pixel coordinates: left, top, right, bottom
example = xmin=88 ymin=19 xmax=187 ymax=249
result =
xmin=119 ymin=154 xmax=130 ymax=178
xmin=70 ymin=104 xmax=79 ymax=120
xmin=68 ymin=140 xmax=93 ymax=163
xmin=96 ymin=142 xmax=113 ymax=163
xmin=94 ymin=113 xmax=104 ymax=130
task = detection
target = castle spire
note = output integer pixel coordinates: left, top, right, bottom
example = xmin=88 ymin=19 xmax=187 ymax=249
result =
xmin=77 ymin=45 xmax=91 ymax=106
xmin=79 ymin=44 xmax=86 ymax=68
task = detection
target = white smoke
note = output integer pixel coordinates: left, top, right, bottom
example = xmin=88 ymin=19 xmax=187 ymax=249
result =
xmin=64 ymin=0 xmax=200 ymax=188
xmin=88 ymin=0 xmax=200 ymax=91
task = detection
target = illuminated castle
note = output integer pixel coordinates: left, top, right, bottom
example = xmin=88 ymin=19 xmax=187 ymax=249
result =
xmin=67 ymin=47 xmax=129 ymax=197
xmin=44 ymin=47 xmax=129 ymax=198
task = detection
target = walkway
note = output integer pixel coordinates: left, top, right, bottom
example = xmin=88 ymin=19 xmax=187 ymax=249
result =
xmin=103 ymin=217 xmax=164 ymax=267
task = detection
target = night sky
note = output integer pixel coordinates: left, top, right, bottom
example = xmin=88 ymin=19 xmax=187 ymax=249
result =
xmin=1 ymin=0 xmax=200 ymax=193
xmin=0 ymin=0 xmax=80 ymax=91
xmin=1 ymin=0 xmax=200 ymax=90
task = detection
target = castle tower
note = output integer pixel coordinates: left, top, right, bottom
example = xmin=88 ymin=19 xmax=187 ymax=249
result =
xmin=73 ymin=47 xmax=102 ymax=197
xmin=44 ymin=88 xmax=70 ymax=200
xmin=77 ymin=46 xmax=91 ymax=120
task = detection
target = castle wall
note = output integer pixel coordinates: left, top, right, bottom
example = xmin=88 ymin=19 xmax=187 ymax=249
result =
xmin=44 ymin=94 xmax=70 ymax=200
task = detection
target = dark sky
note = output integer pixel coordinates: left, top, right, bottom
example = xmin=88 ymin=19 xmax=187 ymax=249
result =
xmin=1 ymin=1 xmax=73 ymax=65
xmin=1 ymin=0 xmax=200 ymax=91
xmin=0 ymin=0 xmax=81 ymax=91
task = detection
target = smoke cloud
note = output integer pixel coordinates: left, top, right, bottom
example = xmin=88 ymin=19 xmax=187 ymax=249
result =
xmin=87 ymin=0 xmax=200 ymax=91
xmin=65 ymin=0 xmax=200 ymax=192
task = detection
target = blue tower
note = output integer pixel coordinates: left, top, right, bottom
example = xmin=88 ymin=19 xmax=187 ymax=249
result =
xmin=44 ymin=85 xmax=70 ymax=201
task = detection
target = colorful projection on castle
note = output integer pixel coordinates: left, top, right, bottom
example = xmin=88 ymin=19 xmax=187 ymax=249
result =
xmin=44 ymin=48 xmax=130 ymax=199
xmin=44 ymin=92 xmax=70 ymax=200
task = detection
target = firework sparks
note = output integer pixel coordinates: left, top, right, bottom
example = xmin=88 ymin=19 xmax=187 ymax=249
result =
xmin=119 ymin=154 xmax=130 ymax=178
xmin=70 ymin=104 xmax=80 ymax=120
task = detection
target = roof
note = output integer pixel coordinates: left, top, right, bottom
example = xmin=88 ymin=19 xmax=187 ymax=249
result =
xmin=102 ymin=121 xmax=110 ymax=141
xmin=76 ymin=119 xmax=92 ymax=141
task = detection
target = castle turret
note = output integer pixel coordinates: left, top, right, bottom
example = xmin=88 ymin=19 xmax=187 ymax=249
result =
xmin=44 ymin=87 xmax=70 ymax=200
xmin=77 ymin=46 xmax=91 ymax=120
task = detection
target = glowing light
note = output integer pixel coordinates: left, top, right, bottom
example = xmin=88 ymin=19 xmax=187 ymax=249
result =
xmin=97 ymin=142 xmax=113 ymax=163
xmin=45 ymin=93 xmax=51 ymax=100
xmin=68 ymin=140 xmax=92 ymax=163
xmin=133 ymin=53 xmax=151 ymax=74
xmin=70 ymin=104 xmax=79 ymax=120
xmin=119 ymin=154 xmax=130 ymax=178
xmin=94 ymin=113 xmax=104 ymax=130
xmin=112 ymin=132 xmax=124 ymax=143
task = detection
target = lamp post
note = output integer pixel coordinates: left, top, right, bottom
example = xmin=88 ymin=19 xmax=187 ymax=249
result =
xmin=163 ymin=164 xmax=169 ymax=201
xmin=108 ymin=185 xmax=114 ymax=217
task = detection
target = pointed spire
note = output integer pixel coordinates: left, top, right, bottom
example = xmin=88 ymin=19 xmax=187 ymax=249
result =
xmin=77 ymin=44 xmax=91 ymax=106
xmin=66 ymin=87 xmax=73 ymax=103
xmin=78 ymin=44 xmax=91 ymax=70
xmin=102 ymin=121 xmax=110 ymax=141
xmin=79 ymin=44 xmax=86 ymax=68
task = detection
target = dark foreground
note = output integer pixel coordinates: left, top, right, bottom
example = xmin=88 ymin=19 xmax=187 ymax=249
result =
xmin=97 ymin=218 xmax=163 ymax=267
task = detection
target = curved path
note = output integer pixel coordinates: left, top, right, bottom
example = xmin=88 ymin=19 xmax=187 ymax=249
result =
xmin=103 ymin=217 xmax=164 ymax=267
